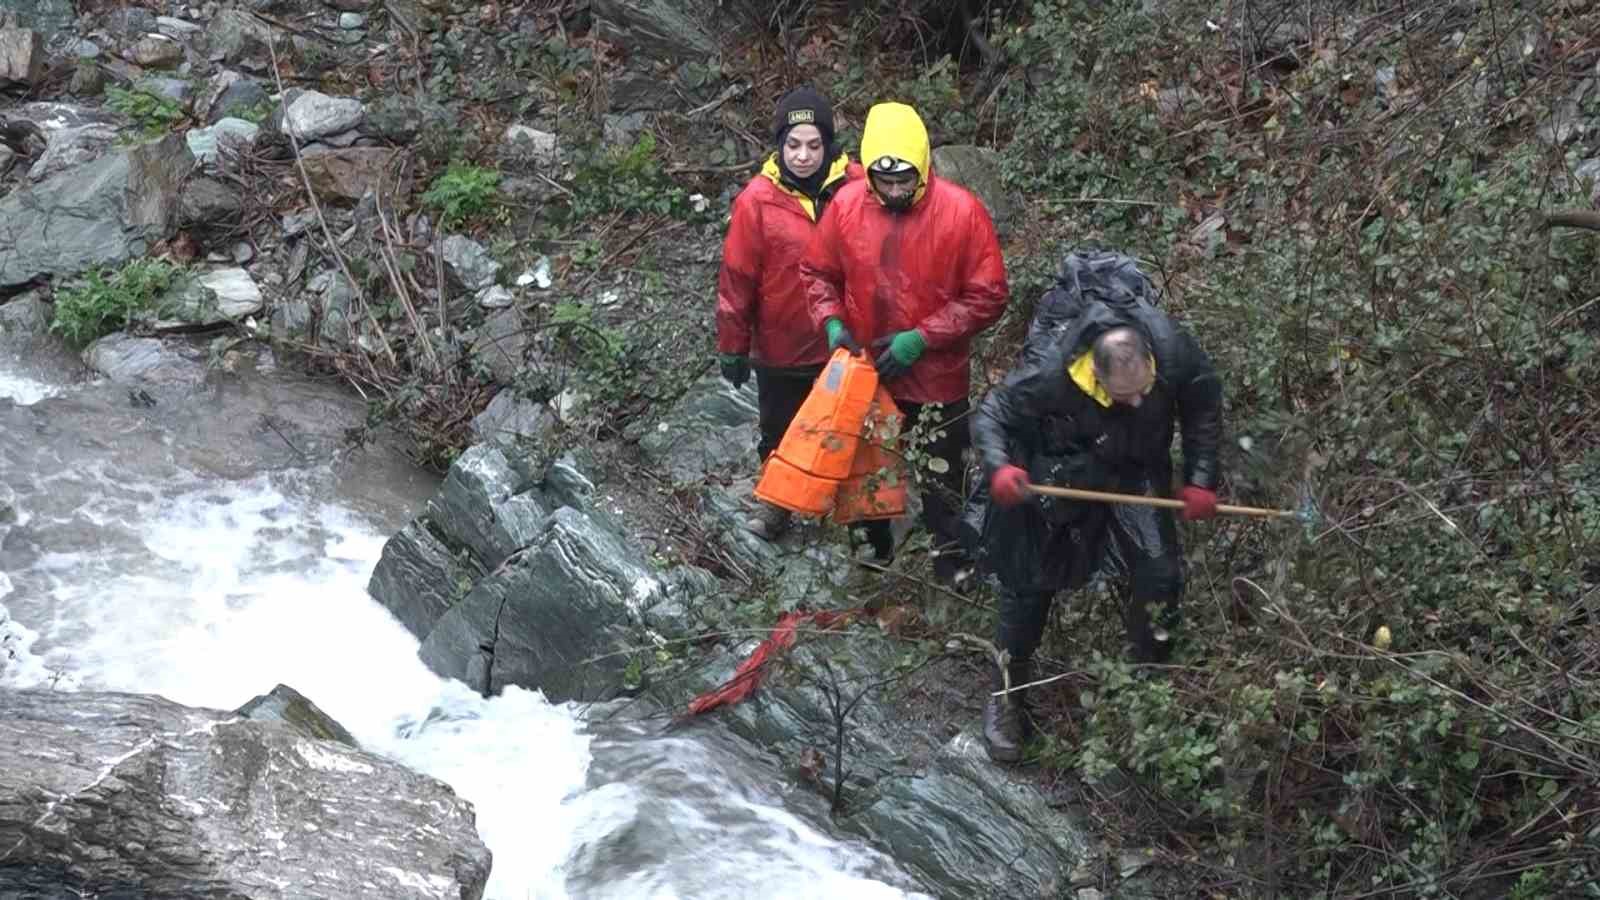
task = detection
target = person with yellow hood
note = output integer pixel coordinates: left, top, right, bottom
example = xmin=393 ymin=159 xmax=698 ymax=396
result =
xmin=717 ymin=87 xmax=861 ymax=540
xmin=800 ymin=102 xmax=1009 ymax=581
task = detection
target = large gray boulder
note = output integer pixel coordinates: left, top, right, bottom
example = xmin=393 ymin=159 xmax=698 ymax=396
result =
xmin=0 ymin=27 xmax=44 ymax=89
xmin=0 ymin=0 xmax=71 ymax=33
xmin=0 ymin=134 xmax=194 ymax=290
xmin=0 ymin=689 xmax=491 ymax=899
xmin=591 ymin=0 xmax=719 ymax=60
xmin=663 ymin=635 xmax=1091 ymax=899
xmin=638 ymin=373 xmax=760 ymax=485
xmin=368 ymin=445 xmax=717 ymax=702
xmin=418 ymin=505 xmax=712 ymax=701
xmin=930 ymin=144 xmax=1022 ymax=240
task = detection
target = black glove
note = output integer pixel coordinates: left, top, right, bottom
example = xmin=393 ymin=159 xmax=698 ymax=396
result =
xmin=718 ymin=353 xmax=750 ymax=389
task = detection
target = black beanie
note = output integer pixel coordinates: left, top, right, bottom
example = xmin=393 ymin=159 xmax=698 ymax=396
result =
xmin=772 ymin=87 xmax=835 ymax=148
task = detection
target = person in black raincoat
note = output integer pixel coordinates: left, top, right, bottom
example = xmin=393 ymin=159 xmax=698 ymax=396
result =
xmin=963 ymin=253 xmax=1223 ymax=763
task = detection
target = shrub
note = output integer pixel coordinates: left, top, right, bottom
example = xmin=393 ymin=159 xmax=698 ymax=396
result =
xmin=105 ymin=86 xmax=185 ymax=139
xmin=421 ymin=161 xmax=502 ymax=228
xmin=50 ymin=259 xmax=179 ymax=346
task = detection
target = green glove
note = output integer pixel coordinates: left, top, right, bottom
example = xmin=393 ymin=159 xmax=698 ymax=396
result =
xmin=825 ymin=318 xmax=861 ymax=353
xmin=872 ymin=329 xmax=926 ymax=380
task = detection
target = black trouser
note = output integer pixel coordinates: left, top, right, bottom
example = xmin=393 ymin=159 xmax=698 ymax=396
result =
xmin=863 ymin=399 xmax=972 ymax=570
xmin=754 ymin=367 xmax=822 ymax=463
xmin=995 ymin=494 xmax=1184 ymax=663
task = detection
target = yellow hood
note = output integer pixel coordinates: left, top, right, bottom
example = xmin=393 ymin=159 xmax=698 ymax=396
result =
xmin=859 ymin=102 xmax=930 ymax=206
xmin=761 ymin=151 xmax=853 ymax=221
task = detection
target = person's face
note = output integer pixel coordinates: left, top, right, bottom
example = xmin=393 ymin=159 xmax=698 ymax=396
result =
xmin=869 ymin=170 xmax=918 ymax=208
xmin=782 ymin=124 xmax=825 ymax=178
xmin=1100 ymin=364 xmax=1155 ymax=408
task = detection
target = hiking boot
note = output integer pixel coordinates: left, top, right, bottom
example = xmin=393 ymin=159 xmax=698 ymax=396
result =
xmin=982 ymin=657 xmax=1033 ymax=764
xmin=743 ymin=504 xmax=792 ymax=541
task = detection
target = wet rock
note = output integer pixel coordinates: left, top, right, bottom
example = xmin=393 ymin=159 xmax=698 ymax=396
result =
xmin=202 ymin=8 xmax=290 ymax=72
xmin=156 ymin=15 xmax=204 ymax=38
xmin=640 ymin=374 xmax=760 ymax=486
xmin=503 ymin=124 xmax=558 ymax=167
xmin=67 ymin=38 xmax=100 ymax=59
xmin=0 ymin=28 xmax=44 ymax=89
xmin=475 ymin=284 xmax=514 ymax=309
xmin=82 ymin=333 xmax=202 ymax=386
xmin=419 ymin=504 xmax=675 ymax=700
xmin=591 ymin=0 xmax=718 ymax=61
xmin=367 ymin=518 xmax=484 ymax=640
xmin=0 ymin=291 xmax=51 ymax=336
xmin=603 ymin=111 xmax=650 ymax=147
xmin=929 ymin=144 xmax=1021 ymax=240
xmin=1374 ymin=64 xmax=1399 ymax=107
xmin=339 ymin=11 xmax=365 ymax=28
xmin=422 ymin=444 xmax=549 ymax=571
xmin=443 ymin=234 xmax=500 ymax=291
xmin=129 ymin=33 xmax=185 ymax=68
xmin=27 ymin=123 xmax=118 ymax=181
xmin=234 ymin=683 xmax=358 ymax=746
xmin=105 ymin=7 xmax=160 ymax=38
xmin=0 ymin=134 xmax=194 ymax=289
xmin=62 ymin=67 xmax=104 ymax=102
xmin=610 ymin=67 xmax=680 ymax=111
xmin=468 ymin=306 xmax=539 ymax=385
xmin=0 ymin=689 xmax=491 ymax=900
xmin=0 ymin=145 xmax=13 ymax=176
xmin=138 ymin=76 xmax=194 ymax=109
xmin=300 ymin=146 xmax=404 ymax=200
xmin=282 ymin=90 xmax=365 ymax=141
xmin=669 ymin=638 xmax=1090 ymax=899
xmin=470 ymin=389 xmax=553 ymax=448
xmin=364 ymin=93 xmax=455 ymax=144
xmin=178 ymin=175 xmax=244 ymax=232
xmin=185 ymin=116 xmax=260 ymax=164
xmin=149 ymin=267 xmax=263 ymax=329
xmin=2 ymin=0 xmax=72 ymax=33
xmin=199 ymin=69 xmax=270 ymax=123
xmin=325 ymin=0 xmax=371 ymax=11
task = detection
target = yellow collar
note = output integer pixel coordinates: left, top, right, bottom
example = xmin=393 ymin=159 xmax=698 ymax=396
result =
xmin=760 ymin=153 xmax=852 ymax=221
xmin=1069 ymin=350 xmax=1156 ymax=407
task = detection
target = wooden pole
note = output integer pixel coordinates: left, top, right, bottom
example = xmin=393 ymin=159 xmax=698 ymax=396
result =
xmin=1026 ymin=484 xmax=1297 ymax=519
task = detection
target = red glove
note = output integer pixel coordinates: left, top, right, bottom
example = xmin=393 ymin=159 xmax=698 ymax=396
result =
xmin=990 ymin=465 xmax=1031 ymax=508
xmin=1178 ymin=485 xmax=1218 ymax=521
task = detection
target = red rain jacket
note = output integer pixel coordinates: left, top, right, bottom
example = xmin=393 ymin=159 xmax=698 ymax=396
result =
xmin=800 ymin=103 xmax=1009 ymax=404
xmin=716 ymin=154 xmax=859 ymax=371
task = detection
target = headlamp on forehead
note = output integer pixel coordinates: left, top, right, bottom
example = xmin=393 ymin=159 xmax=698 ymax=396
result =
xmin=870 ymin=155 xmax=917 ymax=177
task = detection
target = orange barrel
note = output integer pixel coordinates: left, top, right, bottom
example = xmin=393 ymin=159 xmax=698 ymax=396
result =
xmin=754 ymin=349 xmax=879 ymax=515
xmin=831 ymin=386 xmax=908 ymax=523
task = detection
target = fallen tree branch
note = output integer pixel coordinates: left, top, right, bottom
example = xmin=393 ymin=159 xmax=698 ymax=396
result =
xmin=1537 ymin=209 xmax=1600 ymax=232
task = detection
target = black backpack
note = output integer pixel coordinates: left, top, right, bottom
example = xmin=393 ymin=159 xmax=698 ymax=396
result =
xmin=1023 ymin=251 xmax=1159 ymax=357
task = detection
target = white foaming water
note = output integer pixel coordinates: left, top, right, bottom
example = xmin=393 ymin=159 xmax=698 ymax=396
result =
xmin=0 ymin=468 xmax=922 ymax=899
xmin=0 ymin=371 xmax=57 ymax=405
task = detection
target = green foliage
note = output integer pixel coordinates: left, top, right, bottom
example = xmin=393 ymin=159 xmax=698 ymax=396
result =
xmin=421 ymin=161 xmax=502 ymax=228
xmin=221 ymin=99 xmax=275 ymax=125
xmin=50 ymin=259 xmax=179 ymax=346
xmin=105 ymin=87 xmax=185 ymax=139
xmin=976 ymin=0 xmax=1600 ymax=895
xmin=565 ymin=134 xmax=704 ymax=223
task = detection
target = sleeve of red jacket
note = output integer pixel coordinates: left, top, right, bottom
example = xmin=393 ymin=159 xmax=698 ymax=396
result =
xmin=715 ymin=192 xmax=762 ymax=355
xmin=915 ymin=198 xmax=1009 ymax=350
xmin=800 ymin=203 xmax=848 ymax=329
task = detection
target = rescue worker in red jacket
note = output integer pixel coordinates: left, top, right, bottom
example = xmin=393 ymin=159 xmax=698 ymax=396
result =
xmin=717 ymin=88 xmax=860 ymax=540
xmin=800 ymin=102 xmax=1009 ymax=581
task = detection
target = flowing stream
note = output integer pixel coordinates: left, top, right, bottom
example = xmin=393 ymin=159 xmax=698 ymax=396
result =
xmin=0 ymin=338 xmax=926 ymax=899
